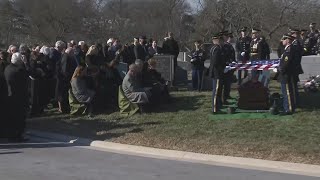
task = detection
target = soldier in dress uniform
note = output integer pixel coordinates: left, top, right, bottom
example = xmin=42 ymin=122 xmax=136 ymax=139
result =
xmin=250 ymin=28 xmax=270 ymax=60
xmin=209 ymin=33 xmax=226 ymax=114
xmin=290 ymin=29 xmax=304 ymax=107
xmin=235 ymin=27 xmax=251 ymax=85
xmin=190 ymin=40 xmax=206 ymax=91
xmin=278 ymin=34 xmax=296 ymax=115
xmin=222 ymin=32 xmax=236 ymax=103
xmin=250 ymin=28 xmax=270 ymax=77
xmin=303 ymin=23 xmax=319 ymax=55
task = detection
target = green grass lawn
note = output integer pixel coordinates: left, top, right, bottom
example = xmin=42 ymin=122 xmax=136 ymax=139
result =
xmin=28 ymin=82 xmax=320 ymax=165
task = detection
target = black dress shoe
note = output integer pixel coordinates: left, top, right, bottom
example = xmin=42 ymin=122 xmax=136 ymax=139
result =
xmin=212 ymin=111 xmax=225 ymax=115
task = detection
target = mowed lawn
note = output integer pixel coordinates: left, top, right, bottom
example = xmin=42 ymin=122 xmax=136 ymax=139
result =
xmin=28 ymin=82 xmax=320 ymax=165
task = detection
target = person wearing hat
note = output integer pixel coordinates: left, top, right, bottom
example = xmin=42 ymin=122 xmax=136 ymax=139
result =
xmin=235 ymin=27 xmax=251 ymax=85
xmin=222 ymin=32 xmax=236 ymax=102
xmin=209 ymin=33 xmax=226 ymax=114
xmin=290 ymin=29 xmax=304 ymax=107
xmin=277 ymin=34 xmax=296 ymax=115
xmin=250 ymin=28 xmax=270 ymax=78
xmin=250 ymin=28 xmax=270 ymax=60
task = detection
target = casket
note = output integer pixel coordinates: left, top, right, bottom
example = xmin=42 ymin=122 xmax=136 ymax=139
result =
xmin=238 ymin=81 xmax=270 ymax=110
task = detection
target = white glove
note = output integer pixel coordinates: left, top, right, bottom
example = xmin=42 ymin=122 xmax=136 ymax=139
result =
xmin=273 ymin=68 xmax=278 ymax=73
xmin=190 ymin=58 xmax=196 ymax=62
xmin=241 ymin=52 xmax=245 ymax=56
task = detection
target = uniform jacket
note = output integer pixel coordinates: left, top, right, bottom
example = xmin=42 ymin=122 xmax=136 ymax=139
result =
xmin=190 ymin=49 xmax=206 ymax=70
xmin=223 ymin=42 xmax=236 ymax=64
xmin=250 ymin=37 xmax=270 ymax=60
xmin=291 ymin=39 xmax=304 ymax=75
xmin=236 ymin=36 xmax=251 ymax=62
xmin=209 ymin=44 xmax=226 ymax=79
xmin=278 ymin=45 xmax=294 ymax=83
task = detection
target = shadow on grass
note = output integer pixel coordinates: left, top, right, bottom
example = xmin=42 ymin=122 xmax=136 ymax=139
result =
xmin=153 ymin=94 xmax=207 ymax=113
xmin=28 ymin=116 xmax=162 ymax=141
xmin=300 ymin=92 xmax=320 ymax=111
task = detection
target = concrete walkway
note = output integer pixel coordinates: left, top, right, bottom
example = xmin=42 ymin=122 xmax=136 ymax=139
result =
xmin=0 ymin=135 xmax=319 ymax=180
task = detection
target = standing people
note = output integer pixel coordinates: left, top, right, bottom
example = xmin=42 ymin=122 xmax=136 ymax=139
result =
xmin=277 ymin=34 xmax=296 ymax=115
xmin=50 ymin=41 xmax=66 ymax=107
xmin=209 ymin=33 xmax=226 ymax=114
xmin=250 ymin=28 xmax=270 ymax=77
xmin=134 ymin=36 xmax=149 ymax=61
xmin=304 ymin=23 xmax=319 ymax=55
xmin=162 ymin=32 xmax=179 ymax=85
xmin=222 ymin=32 xmax=236 ymax=102
xmin=235 ymin=27 xmax=251 ymax=85
xmin=56 ymin=47 xmax=76 ymax=113
xmin=4 ymin=53 xmax=29 ymax=141
xmin=290 ymin=29 xmax=304 ymax=107
xmin=29 ymin=49 xmax=47 ymax=116
xmin=148 ymin=40 xmax=163 ymax=57
xmin=190 ymin=40 xmax=206 ymax=91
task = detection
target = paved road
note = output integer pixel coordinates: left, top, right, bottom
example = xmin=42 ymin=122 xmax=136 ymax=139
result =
xmin=0 ymin=138 xmax=318 ymax=180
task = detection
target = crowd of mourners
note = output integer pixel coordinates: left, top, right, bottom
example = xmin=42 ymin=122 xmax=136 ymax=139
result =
xmin=1 ymin=22 xmax=319 ymax=141
xmin=0 ymin=32 xmax=179 ymax=141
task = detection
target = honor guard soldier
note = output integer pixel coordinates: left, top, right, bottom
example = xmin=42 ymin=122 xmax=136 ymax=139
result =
xmin=190 ymin=40 xmax=206 ymax=91
xmin=250 ymin=28 xmax=270 ymax=60
xmin=222 ymin=32 xmax=236 ymax=102
xmin=303 ymin=23 xmax=319 ymax=55
xmin=209 ymin=33 xmax=226 ymax=114
xmin=250 ymin=28 xmax=270 ymax=77
xmin=235 ymin=27 xmax=251 ymax=85
xmin=290 ymin=29 xmax=304 ymax=106
xmin=278 ymin=34 xmax=296 ymax=115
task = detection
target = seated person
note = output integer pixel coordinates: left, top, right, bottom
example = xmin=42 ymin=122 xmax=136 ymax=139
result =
xmin=122 ymin=64 xmax=151 ymax=112
xmin=143 ymin=58 xmax=171 ymax=104
xmin=70 ymin=65 xmax=95 ymax=116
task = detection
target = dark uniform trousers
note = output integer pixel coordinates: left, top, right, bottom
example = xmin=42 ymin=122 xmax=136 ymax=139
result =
xmin=280 ymin=76 xmax=295 ymax=113
xmin=192 ymin=69 xmax=203 ymax=91
xmin=292 ymin=75 xmax=300 ymax=107
xmin=212 ymin=78 xmax=223 ymax=113
xmin=278 ymin=43 xmax=297 ymax=113
xmin=222 ymin=71 xmax=232 ymax=100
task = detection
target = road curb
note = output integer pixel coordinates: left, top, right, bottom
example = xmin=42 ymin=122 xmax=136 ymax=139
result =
xmin=28 ymin=130 xmax=320 ymax=177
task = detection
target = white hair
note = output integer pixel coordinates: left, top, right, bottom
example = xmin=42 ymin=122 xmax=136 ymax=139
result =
xmin=107 ymin=38 xmax=113 ymax=44
xmin=78 ymin=41 xmax=85 ymax=46
xmin=55 ymin=40 xmax=65 ymax=48
xmin=11 ymin=52 xmax=22 ymax=64
xmin=65 ymin=47 xmax=74 ymax=54
xmin=40 ymin=46 xmax=50 ymax=56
